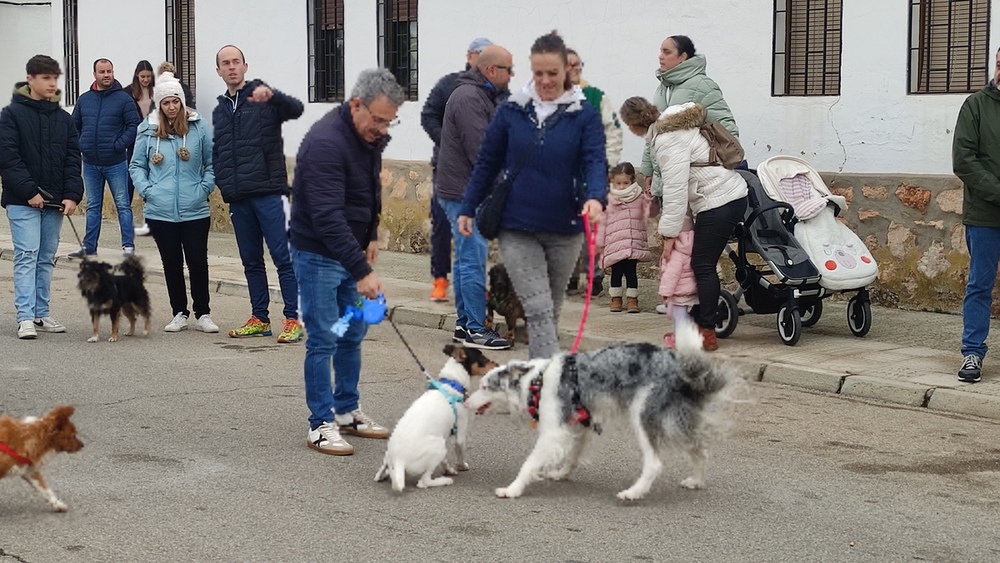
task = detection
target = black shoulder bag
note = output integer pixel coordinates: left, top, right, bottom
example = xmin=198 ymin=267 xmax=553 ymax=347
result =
xmin=476 ymin=105 xmax=568 ymax=240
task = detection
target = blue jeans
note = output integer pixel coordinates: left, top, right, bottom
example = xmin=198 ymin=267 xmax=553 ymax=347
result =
xmin=82 ymin=161 xmax=134 ymax=252
xmin=961 ymin=225 xmax=1000 ymax=358
xmin=438 ymin=198 xmax=488 ymax=332
xmin=6 ymin=205 xmax=63 ymax=322
xmin=229 ymin=195 xmax=298 ymax=323
xmin=292 ymin=248 xmax=367 ymax=430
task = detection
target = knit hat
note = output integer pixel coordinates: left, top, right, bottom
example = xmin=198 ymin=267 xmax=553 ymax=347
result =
xmin=153 ymin=72 xmax=185 ymax=108
xmin=467 ymin=37 xmax=492 ymax=53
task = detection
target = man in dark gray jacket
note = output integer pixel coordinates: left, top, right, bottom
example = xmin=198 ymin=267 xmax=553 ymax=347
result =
xmin=435 ymin=44 xmax=513 ymax=350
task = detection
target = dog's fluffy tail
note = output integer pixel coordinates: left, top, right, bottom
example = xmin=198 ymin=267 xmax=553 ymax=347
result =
xmin=116 ymin=255 xmax=146 ymax=281
xmin=673 ymin=314 xmax=704 ymax=355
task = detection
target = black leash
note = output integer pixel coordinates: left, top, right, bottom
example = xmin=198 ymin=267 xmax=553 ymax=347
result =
xmin=38 ymin=188 xmax=87 ymax=258
xmin=386 ymin=317 xmax=432 ymax=380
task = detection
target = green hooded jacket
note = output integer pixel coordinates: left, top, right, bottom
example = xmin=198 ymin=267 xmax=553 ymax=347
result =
xmin=953 ymin=82 xmax=1000 ymax=227
xmin=641 ymin=55 xmax=739 ymax=195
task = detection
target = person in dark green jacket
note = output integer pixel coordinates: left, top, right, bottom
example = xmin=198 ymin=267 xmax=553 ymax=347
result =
xmin=640 ymin=35 xmax=740 ymax=197
xmin=952 ymin=49 xmax=1000 ymax=384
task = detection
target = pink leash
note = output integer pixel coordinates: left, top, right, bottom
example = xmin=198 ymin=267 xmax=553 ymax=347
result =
xmin=571 ymin=213 xmax=598 ymax=354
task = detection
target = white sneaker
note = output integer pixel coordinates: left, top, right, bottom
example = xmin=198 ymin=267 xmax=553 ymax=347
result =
xmin=134 ymin=223 xmax=151 ymax=236
xmin=17 ymin=320 xmax=37 ymax=339
xmin=33 ymin=316 xmax=66 ymax=333
xmin=123 ymin=246 xmax=135 ymax=257
xmin=335 ymin=409 xmax=390 ymax=439
xmin=655 ymin=303 xmax=668 ymax=315
xmin=307 ymin=422 xmax=354 ymax=455
xmin=195 ymin=315 xmax=219 ymax=333
xmin=164 ymin=312 xmax=189 ymax=332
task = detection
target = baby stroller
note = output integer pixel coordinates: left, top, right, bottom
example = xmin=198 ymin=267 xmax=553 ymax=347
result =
xmin=716 ymin=158 xmax=878 ymax=345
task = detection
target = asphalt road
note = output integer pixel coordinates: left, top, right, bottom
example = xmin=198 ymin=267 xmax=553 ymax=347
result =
xmin=1 ymin=262 xmax=999 ymax=563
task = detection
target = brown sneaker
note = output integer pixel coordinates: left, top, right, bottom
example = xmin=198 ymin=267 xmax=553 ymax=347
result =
xmin=701 ymin=327 xmax=719 ymax=352
xmin=307 ymin=422 xmax=354 ymax=455
xmin=336 ymin=409 xmax=390 ymax=439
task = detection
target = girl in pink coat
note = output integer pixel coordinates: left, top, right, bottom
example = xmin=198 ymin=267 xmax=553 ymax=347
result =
xmin=597 ymin=162 xmax=655 ymax=313
xmin=660 ymin=216 xmax=698 ymax=347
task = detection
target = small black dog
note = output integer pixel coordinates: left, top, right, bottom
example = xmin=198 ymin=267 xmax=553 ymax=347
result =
xmin=77 ymin=256 xmax=152 ymax=342
xmin=485 ymin=263 xmax=527 ymax=343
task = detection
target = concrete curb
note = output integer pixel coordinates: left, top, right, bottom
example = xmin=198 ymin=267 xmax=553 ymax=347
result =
xmin=4 ymin=251 xmax=999 ymax=422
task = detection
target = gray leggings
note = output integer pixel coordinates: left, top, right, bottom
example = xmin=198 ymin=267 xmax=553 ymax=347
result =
xmin=498 ymin=229 xmax=584 ymax=359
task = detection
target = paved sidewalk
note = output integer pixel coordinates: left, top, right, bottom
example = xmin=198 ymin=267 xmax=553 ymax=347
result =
xmin=2 ymin=217 xmax=999 ymax=420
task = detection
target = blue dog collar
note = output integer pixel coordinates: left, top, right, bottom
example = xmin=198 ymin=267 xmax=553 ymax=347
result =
xmin=436 ymin=378 xmax=467 ymax=396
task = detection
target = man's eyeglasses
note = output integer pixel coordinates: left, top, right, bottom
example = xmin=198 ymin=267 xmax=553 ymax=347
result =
xmin=363 ymin=104 xmax=400 ymax=128
xmin=494 ymin=65 xmax=514 ymax=73
xmin=569 ymin=61 xmax=585 ymax=69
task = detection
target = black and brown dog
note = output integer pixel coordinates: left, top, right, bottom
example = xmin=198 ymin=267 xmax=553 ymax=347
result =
xmin=77 ymin=256 xmax=152 ymax=342
xmin=485 ymin=263 xmax=526 ymax=343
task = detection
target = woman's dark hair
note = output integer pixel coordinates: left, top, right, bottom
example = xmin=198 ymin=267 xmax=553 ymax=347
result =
xmin=129 ymin=60 xmax=155 ymax=101
xmin=669 ymin=35 xmax=697 ymax=59
xmin=609 ymin=162 xmax=636 ymax=182
xmin=619 ymin=97 xmax=660 ymax=130
xmin=531 ymin=30 xmax=573 ymax=91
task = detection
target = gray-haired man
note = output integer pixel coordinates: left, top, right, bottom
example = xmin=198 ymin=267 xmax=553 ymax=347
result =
xmin=289 ymin=69 xmax=404 ymax=455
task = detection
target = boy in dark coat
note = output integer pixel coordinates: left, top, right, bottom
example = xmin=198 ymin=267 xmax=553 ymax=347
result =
xmin=0 ymin=55 xmax=84 ymax=339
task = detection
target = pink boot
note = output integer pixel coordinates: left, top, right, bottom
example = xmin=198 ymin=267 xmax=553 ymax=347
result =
xmin=664 ymin=332 xmax=676 ymax=349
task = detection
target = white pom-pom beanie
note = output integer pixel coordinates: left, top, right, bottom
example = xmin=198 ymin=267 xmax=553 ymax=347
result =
xmin=153 ymin=72 xmax=186 ymax=108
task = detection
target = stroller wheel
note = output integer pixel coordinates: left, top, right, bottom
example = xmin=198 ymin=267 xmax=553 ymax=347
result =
xmin=715 ymin=289 xmax=739 ymax=339
xmin=776 ymin=306 xmax=802 ymax=346
xmin=800 ymin=300 xmax=823 ymax=328
xmin=847 ymin=296 xmax=872 ymax=337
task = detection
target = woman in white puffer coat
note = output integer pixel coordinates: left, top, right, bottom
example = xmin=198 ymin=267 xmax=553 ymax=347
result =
xmin=620 ymin=98 xmax=747 ymax=350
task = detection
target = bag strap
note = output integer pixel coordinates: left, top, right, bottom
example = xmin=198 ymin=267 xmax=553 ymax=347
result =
xmin=504 ymin=104 xmax=570 ymax=183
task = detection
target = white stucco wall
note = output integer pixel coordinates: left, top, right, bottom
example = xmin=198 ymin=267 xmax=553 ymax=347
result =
xmin=5 ymin=0 xmax=1000 ymax=176
xmin=0 ymin=3 xmax=52 ymax=93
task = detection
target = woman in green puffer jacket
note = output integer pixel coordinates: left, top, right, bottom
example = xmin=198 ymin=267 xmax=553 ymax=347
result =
xmin=639 ymin=35 xmax=740 ymax=196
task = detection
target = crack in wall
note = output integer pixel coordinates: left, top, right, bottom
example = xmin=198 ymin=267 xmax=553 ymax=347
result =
xmin=828 ymin=96 xmax=847 ymax=172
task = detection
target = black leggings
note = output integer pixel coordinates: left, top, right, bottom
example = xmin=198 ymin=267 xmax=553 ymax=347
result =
xmin=148 ymin=217 xmax=211 ymax=318
xmin=610 ymin=259 xmax=638 ymax=289
xmin=690 ymin=197 xmax=746 ymax=329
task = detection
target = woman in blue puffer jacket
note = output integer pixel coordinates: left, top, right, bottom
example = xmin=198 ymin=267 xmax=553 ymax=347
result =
xmin=459 ymin=31 xmax=608 ymax=359
xmin=129 ymin=72 xmax=218 ymax=334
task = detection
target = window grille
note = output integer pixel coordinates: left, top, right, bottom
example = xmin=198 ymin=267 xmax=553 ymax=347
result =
xmin=63 ymin=0 xmax=80 ymax=104
xmin=308 ymin=0 xmax=346 ymax=102
xmin=772 ymin=0 xmax=843 ymax=96
xmin=377 ymin=0 xmax=418 ymax=101
xmin=165 ymin=0 xmax=196 ymax=100
xmin=908 ymin=0 xmax=991 ymax=94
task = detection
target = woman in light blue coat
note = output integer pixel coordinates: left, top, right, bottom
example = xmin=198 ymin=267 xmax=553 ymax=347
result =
xmin=129 ymin=72 xmax=218 ymax=334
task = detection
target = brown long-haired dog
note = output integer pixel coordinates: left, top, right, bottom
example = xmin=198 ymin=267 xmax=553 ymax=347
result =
xmin=485 ymin=263 xmax=527 ymax=343
xmin=0 ymin=405 xmax=84 ymax=512
xmin=78 ymin=256 xmax=152 ymax=342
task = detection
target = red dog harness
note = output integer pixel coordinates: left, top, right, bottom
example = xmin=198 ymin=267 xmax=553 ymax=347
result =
xmin=0 ymin=441 xmax=32 ymax=466
xmin=526 ymin=355 xmax=601 ymax=435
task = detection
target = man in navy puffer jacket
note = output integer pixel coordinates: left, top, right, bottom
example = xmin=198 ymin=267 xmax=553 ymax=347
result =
xmin=70 ymin=58 xmax=141 ymax=258
xmin=212 ymin=45 xmax=305 ymax=343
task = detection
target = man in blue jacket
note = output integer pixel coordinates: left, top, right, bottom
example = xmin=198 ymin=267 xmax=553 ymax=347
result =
xmin=213 ymin=45 xmax=305 ymax=344
xmin=69 ymin=58 xmax=141 ymax=258
xmin=289 ymin=69 xmax=404 ymax=455
xmin=420 ymin=37 xmax=492 ymax=302
xmin=1 ymin=55 xmax=84 ymax=338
